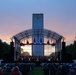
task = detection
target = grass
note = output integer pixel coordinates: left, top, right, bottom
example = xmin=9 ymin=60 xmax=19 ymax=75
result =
xmin=28 ymin=67 xmax=44 ymax=75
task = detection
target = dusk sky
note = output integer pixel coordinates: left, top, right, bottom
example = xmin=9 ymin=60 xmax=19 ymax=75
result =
xmin=0 ymin=0 xmax=76 ymax=45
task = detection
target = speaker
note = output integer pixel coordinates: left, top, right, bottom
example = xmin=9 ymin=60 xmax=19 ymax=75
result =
xmin=62 ymin=42 xmax=65 ymax=51
xmin=62 ymin=41 xmax=66 ymax=61
xmin=65 ymin=53 xmax=73 ymax=62
xmin=10 ymin=41 xmax=14 ymax=61
xmin=58 ymin=52 xmax=60 ymax=61
xmin=3 ymin=53 xmax=13 ymax=62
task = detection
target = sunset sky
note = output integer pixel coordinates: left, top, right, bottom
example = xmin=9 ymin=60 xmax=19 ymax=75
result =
xmin=0 ymin=0 xmax=76 ymax=45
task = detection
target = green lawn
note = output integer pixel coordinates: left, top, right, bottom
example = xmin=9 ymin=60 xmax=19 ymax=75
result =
xmin=28 ymin=67 xmax=44 ymax=75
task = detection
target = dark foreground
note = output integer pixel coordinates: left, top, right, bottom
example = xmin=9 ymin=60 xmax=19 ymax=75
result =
xmin=0 ymin=61 xmax=76 ymax=75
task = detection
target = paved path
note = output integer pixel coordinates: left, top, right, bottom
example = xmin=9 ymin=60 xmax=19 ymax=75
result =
xmin=28 ymin=67 xmax=44 ymax=75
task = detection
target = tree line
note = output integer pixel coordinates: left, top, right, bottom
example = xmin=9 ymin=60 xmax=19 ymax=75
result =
xmin=65 ymin=40 xmax=76 ymax=59
xmin=0 ymin=39 xmax=10 ymax=59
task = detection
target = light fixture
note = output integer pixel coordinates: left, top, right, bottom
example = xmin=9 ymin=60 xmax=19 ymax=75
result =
xmin=47 ymin=40 xmax=50 ymax=44
xmin=34 ymin=38 xmax=36 ymax=44
xmin=40 ymin=38 xmax=42 ymax=44
xmin=26 ymin=40 xmax=29 ymax=44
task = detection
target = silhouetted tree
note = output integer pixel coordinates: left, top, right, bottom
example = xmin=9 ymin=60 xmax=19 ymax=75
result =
xmin=0 ymin=39 xmax=10 ymax=59
xmin=66 ymin=40 xmax=76 ymax=59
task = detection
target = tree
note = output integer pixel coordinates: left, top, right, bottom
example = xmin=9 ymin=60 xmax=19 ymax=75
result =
xmin=66 ymin=40 xmax=76 ymax=59
xmin=0 ymin=39 xmax=10 ymax=59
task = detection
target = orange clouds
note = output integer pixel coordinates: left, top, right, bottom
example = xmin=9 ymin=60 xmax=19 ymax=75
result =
xmin=0 ymin=34 xmax=11 ymax=44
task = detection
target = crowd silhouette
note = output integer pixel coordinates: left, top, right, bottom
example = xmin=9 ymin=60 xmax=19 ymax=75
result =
xmin=0 ymin=62 xmax=76 ymax=75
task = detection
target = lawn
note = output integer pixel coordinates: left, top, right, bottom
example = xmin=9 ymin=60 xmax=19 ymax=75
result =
xmin=28 ymin=67 xmax=44 ymax=75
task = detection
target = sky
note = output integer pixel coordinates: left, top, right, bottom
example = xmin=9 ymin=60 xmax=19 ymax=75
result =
xmin=0 ymin=0 xmax=76 ymax=45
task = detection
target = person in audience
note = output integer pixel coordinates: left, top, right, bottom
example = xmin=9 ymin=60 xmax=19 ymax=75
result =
xmin=0 ymin=67 xmax=4 ymax=75
xmin=4 ymin=66 xmax=11 ymax=75
xmin=69 ymin=68 xmax=76 ymax=75
xmin=10 ymin=66 xmax=22 ymax=75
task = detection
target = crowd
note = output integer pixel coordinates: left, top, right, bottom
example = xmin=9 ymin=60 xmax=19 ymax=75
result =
xmin=41 ymin=63 xmax=76 ymax=75
xmin=0 ymin=62 xmax=76 ymax=75
xmin=0 ymin=63 xmax=35 ymax=75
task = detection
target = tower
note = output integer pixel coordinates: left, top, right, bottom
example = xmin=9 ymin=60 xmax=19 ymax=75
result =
xmin=32 ymin=14 xmax=44 ymax=56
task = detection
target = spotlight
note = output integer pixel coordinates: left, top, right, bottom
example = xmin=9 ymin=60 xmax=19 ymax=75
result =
xmin=40 ymin=38 xmax=42 ymax=44
xmin=47 ymin=40 xmax=50 ymax=44
xmin=26 ymin=40 xmax=29 ymax=44
xmin=34 ymin=38 xmax=36 ymax=44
